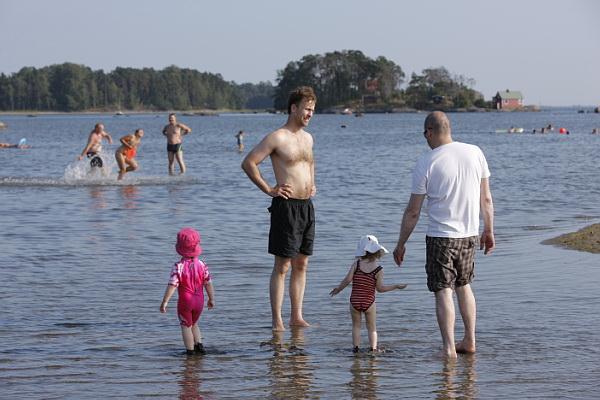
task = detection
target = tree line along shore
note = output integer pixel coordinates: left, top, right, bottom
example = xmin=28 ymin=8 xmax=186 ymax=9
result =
xmin=1 ymin=50 xmax=505 ymax=114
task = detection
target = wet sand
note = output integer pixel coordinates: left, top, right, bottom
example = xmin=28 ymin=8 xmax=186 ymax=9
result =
xmin=543 ymin=223 xmax=600 ymax=253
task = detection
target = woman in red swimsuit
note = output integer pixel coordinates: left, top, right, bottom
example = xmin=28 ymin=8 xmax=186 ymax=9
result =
xmin=330 ymin=235 xmax=407 ymax=353
xmin=115 ymin=129 xmax=144 ymax=180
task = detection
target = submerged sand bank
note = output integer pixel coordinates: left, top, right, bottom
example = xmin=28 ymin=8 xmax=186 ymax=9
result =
xmin=543 ymin=223 xmax=600 ymax=254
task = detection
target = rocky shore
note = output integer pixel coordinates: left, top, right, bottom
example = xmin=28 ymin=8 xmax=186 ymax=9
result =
xmin=543 ymin=223 xmax=600 ymax=254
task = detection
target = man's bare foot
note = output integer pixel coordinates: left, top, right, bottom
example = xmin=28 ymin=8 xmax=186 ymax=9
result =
xmin=272 ymin=321 xmax=286 ymax=332
xmin=289 ymin=318 xmax=310 ymax=327
xmin=455 ymin=340 xmax=476 ymax=354
xmin=435 ymin=349 xmax=458 ymax=359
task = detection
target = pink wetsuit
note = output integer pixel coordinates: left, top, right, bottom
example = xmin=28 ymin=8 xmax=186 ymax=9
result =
xmin=168 ymin=257 xmax=211 ymax=327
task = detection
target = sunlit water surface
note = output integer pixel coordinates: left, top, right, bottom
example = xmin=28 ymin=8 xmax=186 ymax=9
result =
xmin=0 ymin=110 xmax=598 ymax=399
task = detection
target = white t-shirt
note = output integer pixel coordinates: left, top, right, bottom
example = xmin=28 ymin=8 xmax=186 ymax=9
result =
xmin=411 ymin=141 xmax=490 ymax=238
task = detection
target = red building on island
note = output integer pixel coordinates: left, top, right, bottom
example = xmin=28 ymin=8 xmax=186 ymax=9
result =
xmin=493 ymin=90 xmax=523 ymax=110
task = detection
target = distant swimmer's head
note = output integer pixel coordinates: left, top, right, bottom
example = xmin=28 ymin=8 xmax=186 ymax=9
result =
xmin=176 ymin=227 xmax=202 ymax=258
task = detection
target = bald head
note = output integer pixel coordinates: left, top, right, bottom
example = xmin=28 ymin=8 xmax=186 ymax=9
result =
xmin=424 ymin=111 xmax=451 ymax=135
xmin=423 ymin=111 xmax=452 ymax=148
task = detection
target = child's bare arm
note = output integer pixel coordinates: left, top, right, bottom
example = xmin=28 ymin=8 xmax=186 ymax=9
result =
xmin=375 ymin=270 xmax=407 ymax=293
xmin=160 ymin=285 xmax=177 ymax=312
xmin=205 ymin=281 xmax=215 ymax=309
xmin=330 ymin=263 xmax=356 ymax=296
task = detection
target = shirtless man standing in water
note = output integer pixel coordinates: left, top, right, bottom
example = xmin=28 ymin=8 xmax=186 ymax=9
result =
xmin=242 ymin=86 xmax=317 ymax=331
xmin=78 ymin=123 xmax=113 ymax=168
xmin=162 ymin=113 xmax=192 ymax=175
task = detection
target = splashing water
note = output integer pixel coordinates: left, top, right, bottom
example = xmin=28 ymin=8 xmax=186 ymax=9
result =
xmin=63 ymin=151 xmax=118 ymax=183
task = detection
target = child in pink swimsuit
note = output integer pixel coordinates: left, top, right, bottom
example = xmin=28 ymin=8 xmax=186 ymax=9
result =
xmin=160 ymin=228 xmax=215 ymax=355
xmin=330 ymin=235 xmax=407 ymax=353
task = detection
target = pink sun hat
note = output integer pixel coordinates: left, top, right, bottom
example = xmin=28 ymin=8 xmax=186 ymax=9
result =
xmin=175 ymin=227 xmax=202 ymax=258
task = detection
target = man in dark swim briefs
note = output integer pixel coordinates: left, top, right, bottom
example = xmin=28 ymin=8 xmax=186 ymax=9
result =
xmin=167 ymin=143 xmax=182 ymax=153
xmin=78 ymin=123 xmax=113 ymax=168
xmin=162 ymin=113 xmax=192 ymax=175
xmin=242 ymin=86 xmax=317 ymax=332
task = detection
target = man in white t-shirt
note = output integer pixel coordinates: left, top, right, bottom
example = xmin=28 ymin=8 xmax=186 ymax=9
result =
xmin=393 ymin=111 xmax=495 ymax=359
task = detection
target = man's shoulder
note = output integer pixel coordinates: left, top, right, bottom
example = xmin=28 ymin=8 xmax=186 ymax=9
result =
xmin=266 ymin=127 xmax=289 ymax=141
xmin=453 ymin=141 xmax=482 ymax=152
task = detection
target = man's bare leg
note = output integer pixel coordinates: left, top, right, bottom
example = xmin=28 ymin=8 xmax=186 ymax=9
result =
xmin=175 ymin=151 xmax=186 ymax=174
xmin=289 ymin=254 xmax=309 ymax=327
xmin=435 ymin=288 xmax=457 ymax=358
xmin=168 ymin=152 xmax=175 ymax=175
xmin=270 ymin=256 xmax=290 ymax=331
xmin=455 ymin=284 xmax=477 ymax=353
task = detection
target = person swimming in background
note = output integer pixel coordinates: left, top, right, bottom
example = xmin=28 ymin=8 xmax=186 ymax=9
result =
xmin=0 ymin=138 xmax=31 ymax=149
xmin=160 ymin=228 xmax=215 ymax=355
xmin=235 ymin=130 xmax=245 ymax=152
xmin=78 ymin=123 xmax=113 ymax=168
xmin=115 ymin=129 xmax=144 ymax=180
xmin=330 ymin=235 xmax=407 ymax=353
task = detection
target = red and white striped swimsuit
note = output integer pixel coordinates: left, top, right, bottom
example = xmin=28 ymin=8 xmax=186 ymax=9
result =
xmin=350 ymin=260 xmax=382 ymax=312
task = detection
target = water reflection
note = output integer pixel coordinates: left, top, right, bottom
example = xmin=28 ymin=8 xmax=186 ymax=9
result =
xmin=349 ymin=355 xmax=379 ymax=399
xmin=177 ymin=355 xmax=204 ymax=400
xmin=433 ymin=355 xmax=478 ymax=399
xmin=89 ymin=186 xmax=107 ymax=210
xmin=167 ymin=185 xmax=186 ymax=215
xmin=119 ymin=185 xmax=139 ymax=209
xmin=266 ymin=327 xmax=313 ymax=399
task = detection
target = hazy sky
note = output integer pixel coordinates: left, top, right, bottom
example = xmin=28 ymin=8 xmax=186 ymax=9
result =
xmin=1 ymin=0 xmax=599 ymax=106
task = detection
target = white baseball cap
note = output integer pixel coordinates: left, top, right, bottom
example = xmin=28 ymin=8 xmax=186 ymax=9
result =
xmin=355 ymin=235 xmax=389 ymax=257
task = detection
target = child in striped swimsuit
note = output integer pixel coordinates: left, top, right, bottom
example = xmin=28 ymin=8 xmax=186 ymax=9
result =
xmin=330 ymin=235 xmax=406 ymax=353
xmin=160 ymin=228 xmax=215 ymax=355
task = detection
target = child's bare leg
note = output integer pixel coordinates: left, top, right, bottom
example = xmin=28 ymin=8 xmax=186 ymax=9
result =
xmin=365 ymin=303 xmax=378 ymax=350
xmin=192 ymin=323 xmax=202 ymax=344
xmin=350 ymin=304 xmax=362 ymax=348
xmin=180 ymin=325 xmax=195 ymax=351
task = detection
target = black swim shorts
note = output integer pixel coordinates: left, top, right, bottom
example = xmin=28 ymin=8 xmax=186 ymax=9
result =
xmin=86 ymin=152 xmax=103 ymax=168
xmin=268 ymin=197 xmax=315 ymax=258
xmin=425 ymin=236 xmax=477 ymax=292
xmin=167 ymin=143 xmax=182 ymax=153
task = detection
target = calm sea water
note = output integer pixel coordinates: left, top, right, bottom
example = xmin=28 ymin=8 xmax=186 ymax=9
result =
xmin=0 ymin=110 xmax=599 ymax=399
